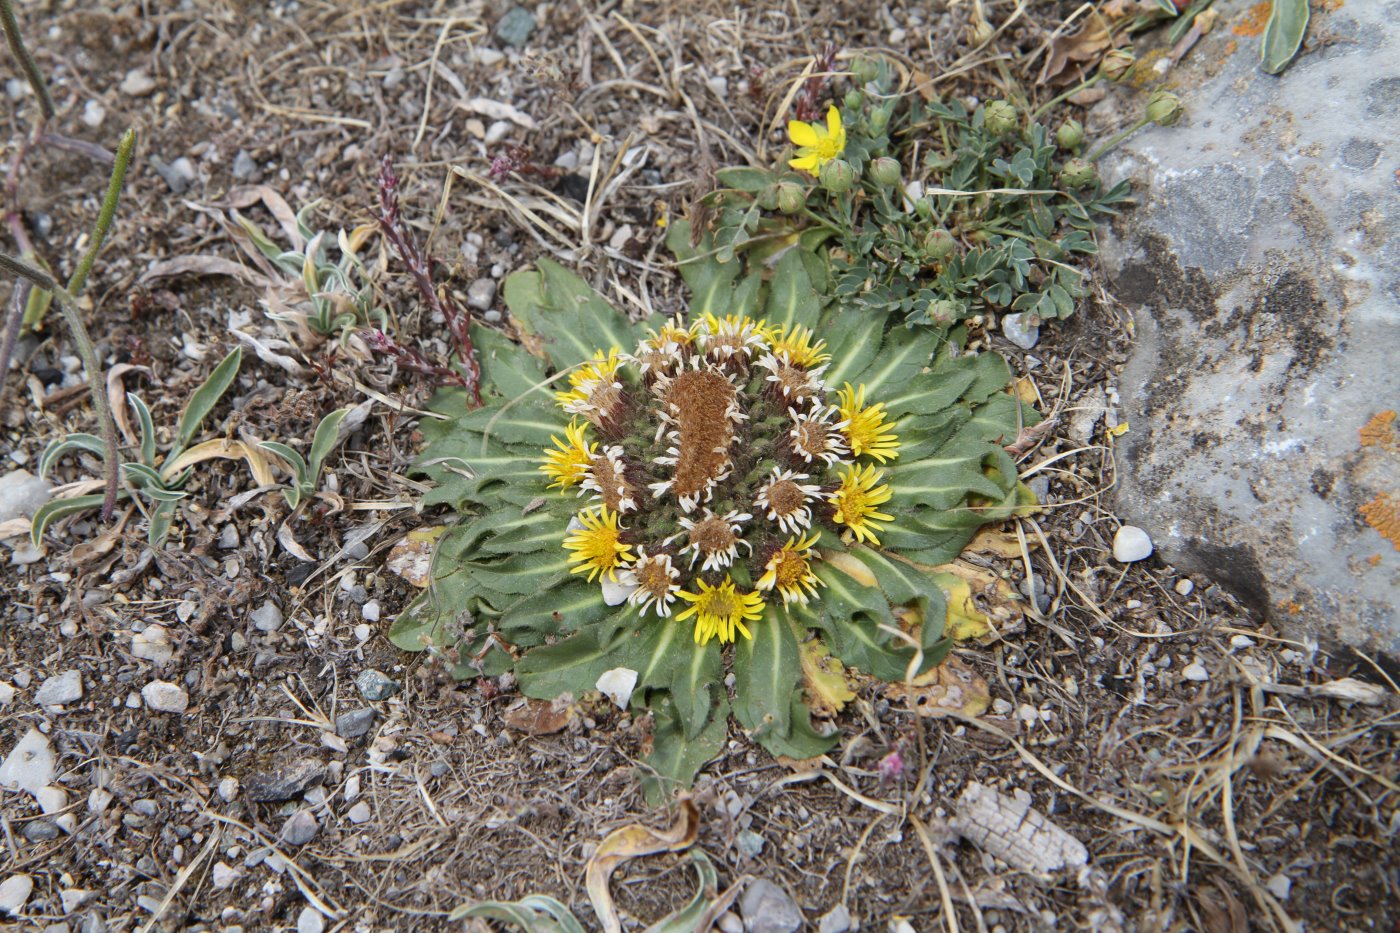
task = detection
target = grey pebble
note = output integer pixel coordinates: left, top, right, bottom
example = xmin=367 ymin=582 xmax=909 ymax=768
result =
xmin=361 ymin=600 xmax=381 ymax=622
xmin=355 ymin=669 xmax=400 ymax=701
xmin=467 ymin=278 xmax=497 ymax=311
xmin=736 ymin=829 xmax=765 ymax=858
xmin=23 ymin=819 xmax=62 ymax=842
xmin=35 ymin=670 xmax=83 ymax=706
xmin=251 ymin=600 xmax=283 ymax=633
xmin=151 ymin=156 xmax=196 ymax=195
xmin=0 ymin=469 xmax=52 ymax=523
xmin=280 ymin=810 xmax=319 ymax=846
xmin=335 ymin=707 xmax=376 ymax=739
xmin=818 ymin=905 xmax=852 ymax=933
xmin=494 ymin=6 xmax=537 ymax=47
xmin=231 ymin=150 xmax=257 ymax=180
xmin=1001 ymin=311 xmax=1039 ymax=350
xmin=740 ymin=879 xmax=802 ymax=933
xmin=245 ymin=759 xmax=325 ymax=802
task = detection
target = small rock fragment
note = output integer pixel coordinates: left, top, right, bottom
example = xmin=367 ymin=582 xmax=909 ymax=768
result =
xmin=1174 ymin=578 xmax=1194 ymax=597
xmin=739 ymin=879 xmax=803 ymax=933
xmin=356 ymin=669 xmax=400 ymax=701
xmin=87 ymin=788 xmax=112 ymax=814
xmin=280 ymin=810 xmax=319 ymax=846
xmin=60 ymin=888 xmax=93 ymax=913
xmin=141 ymin=680 xmax=189 ymax=713
xmin=335 ymin=707 xmax=377 ymax=739
xmin=218 ymin=777 xmax=238 ymax=801
xmin=466 ymin=278 xmax=497 ymax=310
xmin=35 ymin=785 xmax=66 ymax=814
xmin=1001 ymin=312 xmax=1039 ymax=350
xmin=0 ymin=729 xmax=56 ymax=794
xmin=347 ymin=801 xmax=372 ymax=824
xmin=245 ymin=759 xmax=325 ymax=802
xmin=120 ymin=70 xmax=156 ymax=96
xmin=361 ymin=600 xmax=381 ymax=622
xmin=218 ymin=524 xmax=240 ymax=549
xmin=211 ymin=862 xmax=241 ymax=890
xmin=231 ymin=150 xmax=257 ymax=180
xmin=132 ymin=625 xmax=173 ymax=664
xmin=297 ymin=907 xmax=325 ymax=933
xmin=818 ymin=904 xmax=853 ymax=933
xmin=152 ymin=156 xmax=196 ymax=194
xmin=0 ymin=874 xmax=34 ymax=916
xmin=0 ymin=471 xmax=54 ymax=523
xmin=494 ymin=6 xmax=536 ymax=47
xmin=736 ymin=829 xmax=765 ymax=858
xmin=35 ymin=671 xmax=82 ymax=707
xmin=1112 ymin=525 xmax=1153 ymax=562
xmin=1182 ymin=661 xmax=1209 ymax=682
xmin=251 ymin=600 xmax=283 ymax=633
xmin=0 ymin=683 xmax=13 ymax=707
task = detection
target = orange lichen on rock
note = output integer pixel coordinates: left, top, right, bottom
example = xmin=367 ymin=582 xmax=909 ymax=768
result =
xmin=1359 ymin=410 xmax=1398 ymax=450
xmin=1232 ymin=1 xmax=1273 ymax=37
xmin=1359 ymin=492 xmax=1400 ymax=550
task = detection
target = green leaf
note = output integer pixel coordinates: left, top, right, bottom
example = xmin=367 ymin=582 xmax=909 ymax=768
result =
xmin=763 ymin=248 xmax=823 ymax=333
xmin=30 ymin=494 xmax=110 ymax=545
xmin=463 ymin=550 xmax=572 ymax=597
xmin=504 ymin=260 xmax=637 ymax=371
xmin=668 ymin=637 xmax=721 ymax=740
xmin=648 ymin=851 xmax=722 ymax=933
xmin=715 ymin=166 xmax=776 ymax=192
xmin=308 ymin=407 xmax=350 ymax=479
xmin=642 ymin=692 xmax=727 ymax=805
xmin=39 ymin=434 xmax=107 ymax=479
xmin=850 ymin=328 xmax=940 ymax=398
xmin=667 ymin=220 xmax=743 ymax=316
xmin=732 ymin=607 xmax=800 ymax=741
xmin=176 ymin=346 xmax=241 ymax=455
xmin=1260 ymin=0 xmax=1309 ymax=75
xmin=497 ymin=581 xmax=608 ymax=641
xmin=259 ymin=441 xmax=308 ymax=489
xmin=518 ymin=625 xmax=630 ymax=699
xmin=757 ymin=693 xmax=838 ymax=761
xmin=147 ymin=499 xmax=178 ymax=545
xmin=472 ymin=323 xmax=550 ymax=401
xmin=818 ymin=308 xmax=887 ymax=389
xmin=1152 ymin=0 xmax=1179 ymax=13
xmin=129 ymin=395 xmax=157 ymax=467
xmin=450 ymin=896 xmax=586 ymax=933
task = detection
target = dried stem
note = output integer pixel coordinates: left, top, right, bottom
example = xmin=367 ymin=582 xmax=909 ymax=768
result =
xmin=376 ymin=154 xmax=482 ymax=405
xmin=0 ymin=278 xmax=27 ymax=393
xmin=0 ymin=0 xmax=54 ymax=121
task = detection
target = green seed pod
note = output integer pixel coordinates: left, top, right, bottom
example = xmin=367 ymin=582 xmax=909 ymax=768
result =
xmin=1100 ymin=48 xmax=1136 ymax=82
xmin=1059 ymin=157 xmax=1097 ymax=189
xmin=1055 ymin=118 xmax=1085 ymax=150
xmin=844 ymin=90 xmax=864 ymax=111
xmin=819 ymin=158 xmax=857 ymax=194
xmin=1146 ymin=89 xmax=1184 ymax=127
xmin=914 ymin=196 xmax=935 ymax=221
xmin=922 ymin=228 xmax=956 ymax=261
xmin=775 ymin=181 xmax=807 ymax=215
xmin=867 ymin=157 xmax=902 ymax=188
xmin=983 ymin=99 xmax=1018 ymax=137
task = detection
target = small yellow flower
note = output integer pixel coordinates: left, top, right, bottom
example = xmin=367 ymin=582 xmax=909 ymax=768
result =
xmin=829 ymin=463 xmax=895 ymax=546
xmin=563 ymin=506 xmax=634 ymax=582
xmin=554 ymin=348 xmax=623 ymax=412
xmin=675 ymin=575 xmax=766 ymax=645
xmin=837 ymin=383 xmax=901 ymax=463
xmin=788 ymin=105 xmax=846 ymax=176
xmin=756 ymin=532 xmax=823 ymax=606
xmin=769 ymin=324 xmax=831 ymax=368
xmin=539 ymin=420 xmax=596 ymax=489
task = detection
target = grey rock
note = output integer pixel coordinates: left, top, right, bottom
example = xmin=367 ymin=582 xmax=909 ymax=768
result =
xmin=132 ymin=625 xmax=173 ymax=664
xmin=35 ymin=671 xmax=82 ymax=706
xmin=1099 ymin=0 xmax=1400 ymax=651
xmin=494 ymin=6 xmax=537 ymax=48
xmin=231 ymin=150 xmax=257 ymax=180
xmin=120 ymin=70 xmax=156 ymax=96
xmin=335 ymin=707 xmax=376 ymax=739
xmin=141 ymin=680 xmax=188 ymax=713
xmin=355 ymin=669 xmax=399 ymax=701
xmin=0 ymin=729 xmax=55 ymax=794
xmin=1112 ymin=526 xmax=1153 ymax=563
xmin=297 ymin=907 xmax=325 ymax=933
xmin=280 ymin=810 xmax=319 ymax=846
xmin=251 ymin=600 xmax=283 ymax=632
xmin=347 ymin=801 xmax=372 ymax=823
xmin=736 ymin=829 xmax=765 ymax=858
xmin=152 ymin=156 xmax=196 ymax=194
xmin=717 ymin=912 xmax=744 ymax=933
xmin=0 ymin=874 xmax=33 ymax=916
xmin=0 ymin=470 xmax=52 ymax=522
xmin=739 ymin=879 xmax=802 ymax=933
xmin=818 ymin=905 xmax=853 ymax=933
xmin=466 ymin=278 xmax=497 ymax=311
xmin=1000 ymin=311 xmax=1039 ymax=350
xmin=245 ymin=759 xmax=325 ymax=802
xmin=218 ymin=523 xmax=240 ymax=549
xmin=361 ymin=600 xmax=381 ymax=622
xmin=22 ymin=819 xmax=60 ymax=842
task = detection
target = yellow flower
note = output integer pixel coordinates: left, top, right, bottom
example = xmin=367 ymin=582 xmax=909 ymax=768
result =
xmin=769 ymin=324 xmax=831 ymax=368
xmin=539 ymin=420 xmax=596 ymax=489
xmin=788 ymin=105 xmax=846 ymax=176
xmin=756 ymin=532 xmax=823 ymax=606
xmin=837 ymin=383 xmax=901 ymax=463
xmin=829 ymin=463 xmax=895 ymax=546
xmin=675 ymin=575 xmax=765 ymax=645
xmin=563 ymin=506 xmax=634 ymax=582
xmin=555 ymin=348 xmax=623 ymax=412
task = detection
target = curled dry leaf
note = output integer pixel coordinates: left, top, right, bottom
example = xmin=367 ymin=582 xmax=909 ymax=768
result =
xmin=885 ymin=655 xmax=991 ymax=718
xmin=163 ymin=439 xmax=277 ymax=488
xmin=1038 ymin=19 xmax=1112 ymax=85
xmin=585 ymin=798 xmax=700 ymax=933
xmin=227 ymin=184 xmax=303 ymax=247
xmin=106 ymin=364 xmax=151 ymax=445
xmin=457 ymin=98 xmax=537 ymax=129
xmin=386 ymin=526 xmax=447 ymax=587
xmin=139 ymin=255 xmax=275 ymax=292
xmin=276 ymin=521 xmax=316 ymax=562
xmin=502 ymin=697 xmax=576 ymax=735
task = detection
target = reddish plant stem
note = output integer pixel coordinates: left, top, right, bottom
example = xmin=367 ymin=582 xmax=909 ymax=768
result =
xmin=375 ymin=155 xmax=482 ymax=405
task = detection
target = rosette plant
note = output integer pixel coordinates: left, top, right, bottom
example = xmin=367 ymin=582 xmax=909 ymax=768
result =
xmin=392 ymin=222 xmax=1035 ymax=794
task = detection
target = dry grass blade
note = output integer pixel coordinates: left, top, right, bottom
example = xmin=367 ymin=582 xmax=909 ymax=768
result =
xmin=585 ymin=798 xmax=700 ymax=933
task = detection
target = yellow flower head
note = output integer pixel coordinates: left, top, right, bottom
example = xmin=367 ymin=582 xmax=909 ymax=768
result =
xmin=837 ymin=383 xmax=901 ymax=463
xmin=675 ymin=575 xmax=765 ymax=645
xmin=788 ymin=105 xmax=846 ymax=176
xmin=563 ymin=506 xmax=634 ymax=582
xmin=539 ymin=419 xmax=596 ymax=489
xmin=756 ymin=532 xmax=824 ymax=606
xmin=645 ymin=316 xmax=697 ymax=349
xmin=829 ymin=463 xmax=895 ymax=546
xmin=555 ymin=348 xmax=624 ymax=415
xmin=769 ymin=324 xmax=831 ymax=369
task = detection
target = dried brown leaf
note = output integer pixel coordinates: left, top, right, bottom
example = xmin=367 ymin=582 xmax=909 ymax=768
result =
xmin=885 ymin=656 xmax=991 ymax=719
xmin=502 ymin=697 xmax=575 ymax=735
xmin=584 ymin=798 xmax=700 ymax=933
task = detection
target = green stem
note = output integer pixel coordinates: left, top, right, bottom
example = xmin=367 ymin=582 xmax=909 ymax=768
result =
xmin=67 ymin=129 xmax=135 ymax=298
xmin=1087 ymin=116 xmax=1152 ymax=162
xmin=798 ymin=207 xmax=841 ymax=233
xmin=0 ymin=0 xmax=54 ymax=121
xmin=0 ymin=253 xmax=121 ymax=519
xmin=1030 ymin=75 xmax=1102 ymax=122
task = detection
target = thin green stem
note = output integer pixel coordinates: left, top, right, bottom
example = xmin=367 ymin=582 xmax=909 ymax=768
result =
xmin=1030 ymin=75 xmax=1102 ymax=122
xmin=1087 ymin=116 xmax=1152 ymax=162
xmin=67 ymin=129 xmax=135 ymax=298
xmin=0 ymin=252 xmax=121 ymax=519
xmin=0 ymin=0 xmax=54 ymax=121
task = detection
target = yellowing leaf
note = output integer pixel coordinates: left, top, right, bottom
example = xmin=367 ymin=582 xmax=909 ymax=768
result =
xmin=502 ymin=697 xmax=576 ymax=735
xmin=936 ymin=574 xmax=993 ymax=641
xmin=885 ymin=656 xmax=990 ymax=718
xmin=585 ymin=799 xmax=699 ymax=933
xmin=162 ymin=439 xmax=276 ymax=487
xmin=820 ymin=548 xmax=879 ymax=588
xmin=799 ymin=639 xmax=855 ymax=717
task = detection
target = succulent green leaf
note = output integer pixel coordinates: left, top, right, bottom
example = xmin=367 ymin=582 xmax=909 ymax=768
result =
xmin=450 ymin=896 xmax=586 ymax=933
xmin=1261 ymin=0 xmax=1309 ymax=74
xmin=518 ymin=625 xmax=629 ymax=700
xmin=763 ymin=248 xmax=824 ymax=333
xmin=669 ymin=637 xmax=721 ymax=740
xmin=129 ymin=395 xmax=157 ymax=467
xmin=667 ymin=220 xmax=743 ymax=316
xmin=39 ymin=433 xmax=107 ymax=479
xmin=642 ymin=692 xmax=728 ymax=805
xmin=648 ymin=851 xmax=723 ymax=933
xmin=732 ymin=606 xmax=800 ymax=742
xmin=259 ymin=441 xmax=309 ymax=488
xmin=497 ymin=581 xmax=608 ymax=641
xmin=308 ymin=407 xmax=351 ymax=478
xmin=472 ymin=323 xmax=549 ymax=400
xmin=30 ymin=493 xmax=113 ymax=545
xmin=175 ymin=346 xmax=241 ymax=456
xmin=504 ymin=259 xmax=638 ymax=371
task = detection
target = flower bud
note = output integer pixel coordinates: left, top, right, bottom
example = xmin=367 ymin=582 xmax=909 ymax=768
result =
xmin=1100 ymin=48 xmax=1136 ymax=82
xmin=869 ymin=105 xmax=891 ymax=133
xmin=819 ymin=158 xmax=857 ymax=194
xmin=844 ymin=90 xmax=864 ymax=111
xmin=983 ymin=99 xmax=1018 ymax=137
xmin=867 ymin=157 xmax=902 ymax=188
xmin=1055 ymin=118 xmax=1085 ymax=150
xmin=852 ymin=57 xmax=880 ymax=86
xmin=1146 ymin=89 xmax=1183 ymax=126
xmin=1059 ymin=157 xmax=1097 ymax=189
xmin=970 ymin=19 xmax=994 ymax=46
xmin=913 ymin=196 xmax=935 ymax=221
xmin=928 ymin=299 xmax=962 ymax=326
xmin=922 ymin=228 xmax=956 ymax=261
xmin=776 ymin=181 xmax=807 ymax=215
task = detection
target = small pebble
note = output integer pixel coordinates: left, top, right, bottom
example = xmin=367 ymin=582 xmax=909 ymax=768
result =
xmin=176 ymin=600 xmax=197 ymax=623
xmin=231 ymin=150 xmax=257 ymax=180
xmin=0 ymin=874 xmax=34 ymax=915
xmin=141 ymin=680 xmax=189 ymax=713
xmin=0 ymin=683 xmax=13 ymax=707
xmin=1001 ymin=312 xmax=1039 ymax=350
xmin=494 ymin=5 xmax=537 ymax=47
xmin=132 ymin=625 xmax=173 ymax=664
xmin=1112 ymin=525 xmax=1153 ymax=562
xmin=218 ymin=777 xmax=239 ymax=802
xmin=120 ymin=69 xmax=156 ymax=96
xmin=35 ymin=671 xmax=82 ymax=707
xmin=1182 ymin=661 xmax=1210 ymax=682
xmin=280 ymin=810 xmax=319 ymax=846
xmin=152 ymin=156 xmax=197 ymax=194
xmin=212 ymin=862 xmax=241 ymax=889
xmin=355 ymin=669 xmax=400 ymax=701
xmin=1174 ymin=578 xmax=1194 ymax=596
xmin=297 ymin=907 xmax=325 ymax=933
xmin=251 ymin=600 xmax=283 ymax=633
xmin=466 ymin=278 xmax=497 ymax=311
xmin=736 ymin=829 xmax=765 ymax=858
xmin=335 ymin=707 xmax=376 ymax=740
xmin=81 ymin=100 xmax=105 ymax=128
xmin=347 ymin=801 xmax=372 ymax=824
xmin=353 ymin=623 xmax=371 ymax=643
xmin=818 ymin=905 xmax=853 ymax=933
xmin=361 ymin=601 xmax=381 ymax=622
xmin=218 ymin=524 xmax=240 ymax=549
xmin=1230 ymin=634 xmax=1256 ymax=649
